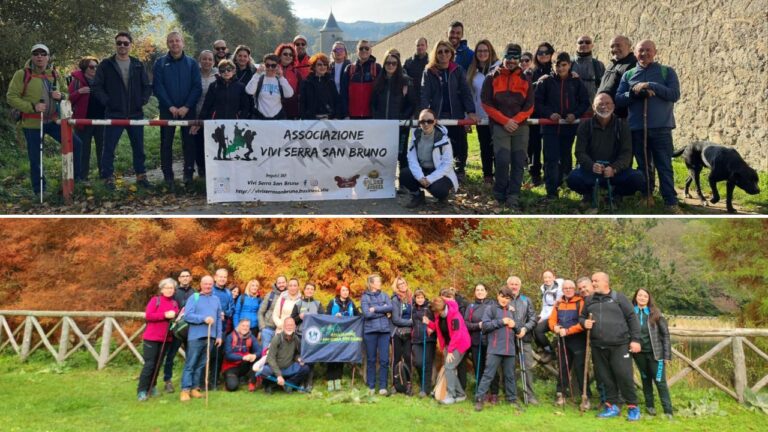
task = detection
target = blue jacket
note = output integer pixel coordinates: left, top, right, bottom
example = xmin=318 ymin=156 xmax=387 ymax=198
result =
xmin=152 ymin=52 xmax=202 ymax=115
xmin=91 ymin=55 xmax=151 ymax=119
xmin=233 ymin=294 xmax=261 ymax=330
xmin=184 ymin=292 xmax=223 ymax=340
xmin=361 ymin=289 xmax=393 ymax=334
xmin=615 ymin=62 xmax=680 ymax=131
xmin=481 ymin=301 xmax=517 ymax=356
xmin=454 ymin=40 xmax=474 ymax=71
xmin=534 ymin=73 xmax=590 ymax=135
xmin=223 ymin=331 xmax=260 ymax=371
xmin=326 ymin=297 xmax=358 ymax=317
xmin=212 ymin=284 xmax=233 ymax=319
xmin=391 ymin=294 xmax=413 ymax=333
xmin=420 ymin=62 xmax=476 ymax=119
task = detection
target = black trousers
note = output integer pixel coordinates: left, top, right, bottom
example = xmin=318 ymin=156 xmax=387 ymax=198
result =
xmin=209 ymin=344 xmax=225 ymax=389
xmin=400 ymin=167 xmax=453 ymax=200
xmin=446 ymin=125 xmax=468 ymax=175
xmin=634 ymin=351 xmax=673 ymax=414
xmin=534 ymin=319 xmax=553 ymax=351
xmin=224 ymin=361 xmax=256 ymax=391
xmin=467 ymin=342 xmax=499 ymax=396
xmin=554 ymin=335 xmax=588 ymax=397
xmin=398 ymin=126 xmax=410 ymax=171
xmin=592 ymin=344 xmax=638 ymax=406
xmin=412 ymin=340 xmax=436 ymax=394
xmin=392 ymin=330 xmax=412 ymax=371
xmin=138 ymin=340 xmax=167 ymax=393
xmin=527 ymin=125 xmax=542 ymax=179
xmin=160 ymin=111 xmax=196 ymax=181
xmin=477 ymin=125 xmax=493 ymax=178
xmin=326 ymin=362 xmax=346 ymax=381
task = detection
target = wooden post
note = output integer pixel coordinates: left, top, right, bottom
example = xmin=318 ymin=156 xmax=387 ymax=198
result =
xmin=0 ymin=316 xmax=4 ymax=349
xmin=732 ymin=336 xmax=747 ymax=403
xmin=58 ymin=317 xmax=70 ymax=363
xmin=98 ymin=317 xmax=113 ymax=370
xmin=20 ymin=316 xmax=33 ymax=361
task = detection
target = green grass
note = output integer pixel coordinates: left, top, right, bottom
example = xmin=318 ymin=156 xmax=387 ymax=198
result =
xmin=1 ymin=352 xmax=764 ymax=432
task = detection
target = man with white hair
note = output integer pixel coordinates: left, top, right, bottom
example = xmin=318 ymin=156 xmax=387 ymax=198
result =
xmin=507 ymin=275 xmax=539 ymax=405
xmin=180 ymin=275 xmax=223 ymax=401
xmin=260 ymin=317 xmax=310 ymax=394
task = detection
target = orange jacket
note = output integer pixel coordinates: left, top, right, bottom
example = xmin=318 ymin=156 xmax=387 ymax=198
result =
xmin=548 ymin=295 xmax=584 ymax=336
xmin=480 ymin=66 xmax=534 ymax=126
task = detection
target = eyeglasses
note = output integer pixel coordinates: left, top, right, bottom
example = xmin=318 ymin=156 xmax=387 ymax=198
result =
xmin=219 ymin=67 xmax=235 ymax=73
xmin=578 ymin=40 xmax=592 ymax=45
xmin=295 ymin=42 xmax=306 ymax=47
xmin=315 ymin=62 xmax=328 ymax=67
xmin=333 ymin=48 xmax=346 ymax=53
xmin=179 ymin=274 xmax=191 ymax=278
xmin=281 ymin=52 xmax=294 ymax=57
xmin=384 ymin=61 xmax=398 ymax=66
xmin=437 ymin=49 xmax=451 ymax=55
xmin=116 ymin=41 xmax=131 ymax=47
xmin=32 ymin=51 xmax=48 ymax=57
xmin=419 ymin=119 xmax=435 ymax=125
xmin=536 ymin=50 xmax=551 ymax=56
xmin=476 ymin=49 xmax=489 ymax=54
xmin=521 ymin=58 xmax=531 ymax=63
xmin=265 ymin=63 xmax=278 ymax=69
xmin=358 ymin=46 xmax=370 ymax=51
xmin=214 ymin=47 xmax=227 ymax=51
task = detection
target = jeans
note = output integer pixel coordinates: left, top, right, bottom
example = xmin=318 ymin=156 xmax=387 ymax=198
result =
xmin=631 ymin=128 xmax=677 ymax=205
xmin=446 ymin=126 xmax=468 ymax=175
xmin=527 ymin=125 xmax=542 ymax=179
xmin=543 ymin=129 xmax=577 ymax=196
xmin=477 ymin=125 xmax=494 ymax=178
xmin=634 ymin=351 xmax=673 ymax=414
xmin=477 ymin=353 xmax=516 ymax=402
xmin=181 ymin=337 xmax=211 ymax=391
xmin=162 ymin=336 xmax=185 ymax=382
xmin=444 ymin=348 xmax=466 ymax=399
xmin=566 ymin=166 xmax=645 ymax=197
xmin=412 ymin=340 xmax=436 ymax=394
xmin=159 ymin=110 xmax=196 ymax=181
xmin=76 ymin=125 xmax=104 ymax=180
xmin=399 ymin=167 xmax=454 ymax=200
xmin=592 ymin=344 xmax=638 ymax=406
xmin=364 ymin=332 xmax=391 ymax=390
xmin=137 ymin=340 xmax=167 ymax=393
xmin=492 ymin=124 xmax=528 ymax=203
xmin=260 ymin=362 xmax=311 ymax=387
xmin=261 ymin=327 xmax=276 ymax=349
xmin=101 ymin=117 xmax=146 ymax=179
xmin=24 ymin=123 xmax=83 ymax=194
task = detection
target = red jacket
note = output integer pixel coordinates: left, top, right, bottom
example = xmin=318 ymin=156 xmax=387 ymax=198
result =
xmin=295 ymin=54 xmax=311 ymax=80
xmin=428 ymin=299 xmax=471 ymax=354
xmin=68 ymin=70 xmax=91 ymax=129
xmin=480 ymin=66 xmax=534 ymax=126
xmin=143 ymin=295 xmax=179 ymax=342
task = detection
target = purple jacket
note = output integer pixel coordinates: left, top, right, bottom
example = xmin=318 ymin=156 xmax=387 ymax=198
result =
xmin=143 ymin=295 xmax=179 ymax=342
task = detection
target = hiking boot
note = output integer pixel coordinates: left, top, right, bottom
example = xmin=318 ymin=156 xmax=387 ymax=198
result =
xmin=508 ymin=399 xmax=524 ymax=411
xmin=483 ymin=176 xmax=493 ymax=186
xmin=183 ymin=174 xmax=194 ymax=187
xmin=378 ymin=388 xmax=389 ymax=397
xmin=527 ymin=396 xmax=540 ymax=406
xmin=368 ymin=388 xmax=375 ymax=396
xmin=531 ymin=176 xmax=543 ymax=187
xmin=405 ymin=193 xmax=425 ymax=209
xmin=664 ymin=413 xmax=674 ymax=420
xmin=179 ymin=390 xmax=191 ymax=402
xmin=334 ymin=379 xmax=342 ymax=391
xmin=150 ymin=386 xmax=159 ymax=397
xmin=137 ymin=391 xmax=148 ymax=402
xmin=488 ymin=394 xmax=499 ymax=405
xmin=440 ymin=396 xmax=456 ymax=405
xmin=190 ymin=389 xmax=203 ymax=399
xmin=455 ymin=395 xmax=467 ymax=403
xmin=104 ymin=177 xmax=116 ymax=191
xmin=555 ymin=392 xmax=566 ymax=407
xmin=265 ymin=383 xmax=274 ymax=394
xmin=580 ymin=193 xmax=593 ymax=210
xmin=164 ymin=380 xmax=174 ymax=393
xmin=136 ymin=174 xmax=153 ymax=189
xmin=327 ymin=380 xmax=335 ymax=392
xmin=505 ymin=195 xmax=521 ymax=212
xmin=665 ymin=203 xmax=683 ymax=214
xmin=474 ymin=400 xmax=484 ymax=411
xmin=598 ymin=404 xmax=621 ymax=418
xmin=539 ymin=351 xmax=553 ymax=364
xmin=646 ymin=406 xmax=657 ymax=416
xmin=627 ymin=405 xmax=641 ymax=421
xmin=248 ymin=382 xmax=256 ymax=392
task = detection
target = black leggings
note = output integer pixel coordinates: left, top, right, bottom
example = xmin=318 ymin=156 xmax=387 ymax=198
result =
xmin=412 ymin=340 xmax=436 ymax=394
xmin=224 ymin=361 xmax=256 ymax=392
xmin=138 ymin=340 xmax=167 ymax=393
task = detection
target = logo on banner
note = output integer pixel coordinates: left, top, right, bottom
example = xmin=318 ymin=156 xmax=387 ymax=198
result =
xmin=363 ymin=169 xmax=384 ymax=192
xmin=334 ymin=174 xmax=360 ymax=188
xmin=213 ymin=177 xmax=231 ymax=193
xmin=304 ymin=326 xmax=323 ymax=345
xmin=211 ymin=123 xmax=258 ymax=161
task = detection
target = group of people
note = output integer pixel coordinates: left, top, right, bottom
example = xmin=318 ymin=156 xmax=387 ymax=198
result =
xmin=7 ymin=23 xmax=680 ymax=212
xmin=137 ymin=268 xmax=674 ymax=421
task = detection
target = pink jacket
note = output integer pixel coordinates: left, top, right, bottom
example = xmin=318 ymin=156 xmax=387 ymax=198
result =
xmin=143 ymin=295 xmax=180 ymax=342
xmin=428 ymin=299 xmax=471 ymax=354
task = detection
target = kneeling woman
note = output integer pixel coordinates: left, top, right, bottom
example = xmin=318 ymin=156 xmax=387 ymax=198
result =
xmin=400 ymin=109 xmax=459 ymax=208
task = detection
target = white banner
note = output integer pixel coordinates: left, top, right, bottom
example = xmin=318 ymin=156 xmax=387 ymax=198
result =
xmin=204 ymin=120 xmax=399 ymax=203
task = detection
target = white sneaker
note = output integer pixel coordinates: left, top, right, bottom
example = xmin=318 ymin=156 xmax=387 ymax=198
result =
xmin=334 ymin=379 xmax=342 ymax=391
xmin=440 ymin=396 xmax=456 ymax=405
xmin=379 ymin=389 xmax=389 ymax=396
xmin=455 ymin=395 xmax=467 ymax=403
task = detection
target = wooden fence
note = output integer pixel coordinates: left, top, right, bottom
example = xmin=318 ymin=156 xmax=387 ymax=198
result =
xmin=1 ymin=310 xmax=767 ymax=402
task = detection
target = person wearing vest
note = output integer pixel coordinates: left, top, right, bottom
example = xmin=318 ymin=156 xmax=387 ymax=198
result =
xmin=246 ymin=54 xmax=294 ymax=120
xmin=260 ymin=317 xmax=310 ymax=394
xmin=567 ymin=93 xmax=645 ymax=208
xmin=481 ymin=43 xmax=535 ymax=211
xmin=474 ymin=287 xmax=524 ymax=411
xmin=341 ymin=40 xmax=381 ymax=119
xmin=258 ymin=276 xmax=288 ymax=348
xmin=324 ymin=283 xmax=359 ymax=392
xmin=180 ymin=276 xmax=223 ymax=402
xmin=6 ymin=43 xmax=82 ymax=196
xmin=68 ymin=56 xmax=105 ymax=181
xmin=137 ymin=278 xmax=180 ymax=401
xmin=361 ymin=274 xmax=393 ymax=396
xmin=464 ymin=283 xmax=499 ymax=404
xmin=631 ymin=288 xmax=674 ymax=418
xmin=507 ymin=276 xmax=539 ymax=405
xmin=153 ymin=31 xmax=202 ymax=189
xmin=233 ymin=280 xmax=262 ymax=337
xmin=548 ymin=280 xmax=588 ymax=406
xmin=401 ymin=109 xmax=460 ymax=209
xmin=615 ymin=40 xmax=681 ymax=210
xmin=411 ymin=290 xmax=436 ymax=397
xmin=222 ymin=318 xmax=261 ymax=392
xmin=427 ymin=295 xmax=471 ymax=405
xmin=390 ymin=277 xmax=414 ymax=395
xmin=571 ymin=35 xmax=606 ymax=103
xmin=598 ymin=35 xmax=636 ymax=118
xmin=534 ymin=270 xmax=564 ymax=362
xmin=162 ymin=269 xmax=197 ymax=393
xmin=580 ymin=272 xmax=642 ymax=421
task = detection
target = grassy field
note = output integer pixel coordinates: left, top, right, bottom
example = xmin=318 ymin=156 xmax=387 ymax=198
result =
xmin=1 ymin=352 xmax=764 ymax=432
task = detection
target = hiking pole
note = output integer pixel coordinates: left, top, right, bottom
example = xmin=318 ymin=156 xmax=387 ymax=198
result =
xmin=556 ymin=336 xmax=565 ymax=407
xmin=475 ymin=337 xmax=482 ymax=399
xmin=561 ymin=335 xmax=576 ymax=404
xmin=518 ymin=338 xmax=528 ymax=405
xmin=264 ymin=375 xmax=308 ymax=392
xmin=643 ymin=97 xmax=652 ymax=207
xmin=592 ymin=177 xmax=600 ymax=210
xmin=421 ymin=323 xmax=427 ymax=395
xmin=205 ymin=322 xmax=211 ymax=408
xmin=148 ymin=324 xmax=171 ymax=398
xmin=213 ymin=335 xmax=220 ymax=391
xmin=39 ymin=98 xmax=45 ymax=204
xmin=580 ymin=313 xmax=593 ymax=414
xmin=606 ymin=177 xmax=615 ymax=212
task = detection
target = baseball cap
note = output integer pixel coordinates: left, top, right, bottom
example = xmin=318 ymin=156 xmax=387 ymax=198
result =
xmin=31 ymin=44 xmax=50 ymax=55
xmin=504 ymin=43 xmax=522 ymax=60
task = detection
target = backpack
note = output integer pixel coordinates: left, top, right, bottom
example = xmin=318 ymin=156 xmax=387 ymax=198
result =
xmin=393 ymin=359 xmax=411 ymax=393
xmin=624 ymin=65 xmax=668 ymax=83
xmin=253 ymin=74 xmax=285 ymax=112
xmin=231 ymin=331 xmax=253 ymax=352
xmin=9 ymin=68 xmax=34 ymax=123
xmin=170 ymin=293 xmax=200 ymax=340
xmin=348 ymin=61 xmax=378 ymax=82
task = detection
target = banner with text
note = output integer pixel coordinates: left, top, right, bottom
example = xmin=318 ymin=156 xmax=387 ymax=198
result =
xmin=300 ymin=315 xmax=363 ymax=364
xmin=204 ymin=120 xmax=399 ymax=203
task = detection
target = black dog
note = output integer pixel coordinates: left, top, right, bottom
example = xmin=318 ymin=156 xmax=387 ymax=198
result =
xmin=673 ymin=141 xmax=760 ymax=213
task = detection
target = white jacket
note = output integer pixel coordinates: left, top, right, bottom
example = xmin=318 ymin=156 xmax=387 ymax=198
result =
xmin=538 ymin=278 xmax=564 ymax=320
xmin=406 ymin=124 xmax=459 ymax=191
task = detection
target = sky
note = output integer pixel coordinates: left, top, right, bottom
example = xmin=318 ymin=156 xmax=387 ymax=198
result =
xmin=290 ymin=0 xmax=453 ymax=22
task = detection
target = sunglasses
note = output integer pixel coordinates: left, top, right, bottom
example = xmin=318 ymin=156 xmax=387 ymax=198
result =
xmin=578 ymin=40 xmax=592 ymax=45
xmin=536 ymin=50 xmax=551 ymax=56
xmin=116 ymin=41 xmax=131 ymax=47
xmin=437 ymin=49 xmax=451 ymax=55
xmin=281 ymin=52 xmax=294 ymax=57
xmin=384 ymin=61 xmax=398 ymax=66
xmin=333 ymin=48 xmax=346 ymax=53
xmin=265 ymin=63 xmax=278 ymax=69
xmin=521 ymin=58 xmax=531 ymax=63
xmin=358 ymin=46 xmax=370 ymax=51
xmin=315 ymin=62 xmax=328 ymax=67
xmin=219 ymin=67 xmax=235 ymax=73
xmin=214 ymin=47 xmax=227 ymax=51
xmin=87 ymin=65 xmax=97 ymax=70
xmin=32 ymin=51 xmax=48 ymax=57
xmin=419 ymin=119 xmax=435 ymax=125
xmin=295 ymin=42 xmax=306 ymax=47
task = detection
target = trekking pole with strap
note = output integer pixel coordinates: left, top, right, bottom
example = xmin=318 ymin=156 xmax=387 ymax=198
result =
xmin=264 ymin=375 xmax=308 ymax=392
xmin=205 ymin=322 xmax=212 ymax=407
xmin=556 ymin=335 xmax=565 ymax=405
xmin=39 ymin=98 xmax=44 ymax=204
xmin=517 ymin=338 xmax=528 ymax=405
xmin=580 ymin=313 xmax=593 ymax=413
xmin=561 ymin=334 xmax=576 ymax=404
xmin=474 ymin=336 xmax=482 ymax=399
xmin=643 ymin=97 xmax=652 ymax=207
xmin=148 ymin=318 xmax=171 ymax=398
xmin=213 ymin=334 xmax=220 ymax=391
xmin=421 ymin=323 xmax=427 ymax=394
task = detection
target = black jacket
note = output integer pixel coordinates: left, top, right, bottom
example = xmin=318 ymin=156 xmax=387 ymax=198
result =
xmin=642 ymin=314 xmax=672 ymax=361
xmin=92 ymin=55 xmax=151 ymax=119
xmin=481 ymin=301 xmax=517 ymax=356
xmin=371 ymin=74 xmax=417 ymax=120
xmin=510 ymin=293 xmax=537 ymax=343
xmin=534 ymin=73 xmax=590 ymax=134
xmin=174 ymin=285 xmax=196 ymax=309
xmin=198 ymin=76 xmax=250 ymax=120
xmin=404 ymin=54 xmax=428 ymax=96
xmin=300 ymin=73 xmax=339 ymax=119
xmin=579 ymin=289 xmax=641 ymax=347
xmin=598 ymin=52 xmax=637 ymax=117
xmin=463 ymin=298 xmax=494 ymax=346
xmin=411 ymin=301 xmax=436 ymax=343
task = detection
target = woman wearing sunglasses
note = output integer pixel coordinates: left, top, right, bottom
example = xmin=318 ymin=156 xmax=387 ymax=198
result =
xmin=274 ymin=43 xmax=302 ymax=119
xmin=299 ymin=53 xmax=339 ymax=120
xmin=191 ymin=60 xmax=251 ymax=135
xmin=69 ymin=56 xmax=105 ymax=181
xmin=527 ymin=42 xmax=556 ymax=187
xmin=245 ymin=54 xmax=294 ymax=120
xmin=400 ymin=109 xmax=459 ymax=208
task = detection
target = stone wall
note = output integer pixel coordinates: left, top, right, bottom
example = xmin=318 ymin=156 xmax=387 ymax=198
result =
xmin=374 ymin=0 xmax=768 ymax=169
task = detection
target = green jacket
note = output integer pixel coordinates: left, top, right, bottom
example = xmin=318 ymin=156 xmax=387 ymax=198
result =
xmin=266 ymin=332 xmax=301 ymax=376
xmin=6 ymin=60 xmax=69 ymax=129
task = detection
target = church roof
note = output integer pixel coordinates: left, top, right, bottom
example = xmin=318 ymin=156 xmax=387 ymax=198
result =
xmin=321 ymin=11 xmax=343 ymax=32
